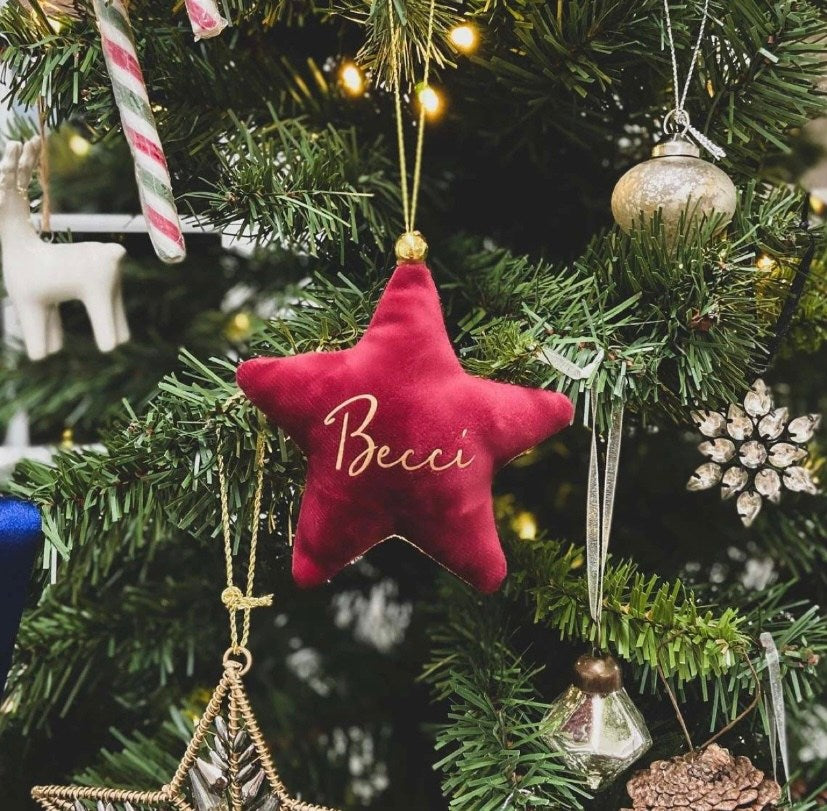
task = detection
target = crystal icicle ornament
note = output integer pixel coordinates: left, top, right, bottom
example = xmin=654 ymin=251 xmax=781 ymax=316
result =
xmin=687 ymin=379 xmax=821 ymax=526
xmin=541 ymin=652 xmax=651 ymax=790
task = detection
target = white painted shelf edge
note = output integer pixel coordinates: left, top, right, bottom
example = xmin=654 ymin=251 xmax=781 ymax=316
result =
xmin=31 ymin=212 xmax=219 ymax=234
xmin=28 ymin=212 xmax=257 ymax=255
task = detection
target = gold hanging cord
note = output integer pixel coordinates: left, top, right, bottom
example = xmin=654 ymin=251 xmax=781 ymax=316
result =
xmin=216 ymin=427 xmax=273 ymax=655
xmin=387 ymin=0 xmax=437 ymax=242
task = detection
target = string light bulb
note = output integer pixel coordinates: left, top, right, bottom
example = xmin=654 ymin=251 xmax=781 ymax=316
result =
xmin=68 ymin=133 xmax=91 ymax=157
xmin=340 ymin=62 xmax=365 ymax=96
xmin=809 ymin=193 xmax=826 ymax=217
xmin=449 ymin=23 xmax=478 ymax=53
xmin=417 ymin=84 xmax=443 ymax=118
xmin=512 ymin=510 xmax=537 ymax=540
xmin=756 ymin=253 xmax=776 ymax=271
xmin=224 ymin=311 xmax=253 ymax=342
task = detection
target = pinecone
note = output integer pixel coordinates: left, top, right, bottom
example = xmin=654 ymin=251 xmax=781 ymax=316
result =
xmin=621 ymin=743 xmax=782 ymax=811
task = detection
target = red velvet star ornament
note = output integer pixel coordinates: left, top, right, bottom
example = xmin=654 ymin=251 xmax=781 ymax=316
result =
xmin=237 ymin=261 xmax=574 ymax=593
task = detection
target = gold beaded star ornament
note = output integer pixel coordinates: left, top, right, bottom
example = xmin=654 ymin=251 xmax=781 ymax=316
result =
xmin=32 ymin=431 xmax=338 ymax=811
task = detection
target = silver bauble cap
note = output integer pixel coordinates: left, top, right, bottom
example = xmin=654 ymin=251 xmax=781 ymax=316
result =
xmin=651 ymin=135 xmax=701 ymax=158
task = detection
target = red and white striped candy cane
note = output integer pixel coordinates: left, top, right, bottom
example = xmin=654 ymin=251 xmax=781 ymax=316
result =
xmin=93 ymin=0 xmax=186 ymax=264
xmin=185 ymin=0 xmax=228 ymax=40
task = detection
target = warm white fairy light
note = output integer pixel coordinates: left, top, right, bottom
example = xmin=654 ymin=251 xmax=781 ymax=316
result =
xmin=68 ymin=133 xmax=91 ymax=157
xmin=449 ymin=23 xmax=478 ymax=53
xmin=756 ymin=253 xmax=776 ymax=271
xmin=340 ymin=62 xmax=365 ymax=96
xmin=512 ymin=510 xmax=537 ymax=540
xmin=417 ymin=84 xmax=442 ymax=117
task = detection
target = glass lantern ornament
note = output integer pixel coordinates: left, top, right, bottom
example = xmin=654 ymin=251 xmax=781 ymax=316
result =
xmin=540 ymin=652 xmax=652 ymax=790
xmin=611 ymin=134 xmax=736 ymax=246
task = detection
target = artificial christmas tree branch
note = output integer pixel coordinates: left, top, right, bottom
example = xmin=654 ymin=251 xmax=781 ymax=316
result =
xmin=2 ymin=0 xmax=827 ymax=805
xmin=1 ymin=2 xmax=400 ymax=246
xmin=754 ymin=503 xmax=827 ymax=579
xmin=512 ymin=536 xmax=826 ymax=714
xmin=333 ymin=0 xmax=456 ymax=85
xmin=188 ymin=116 xmax=400 ymax=256
xmin=423 ymin=586 xmax=591 ymax=811
xmin=450 ymin=185 xmax=820 ymax=424
xmin=509 ymin=537 xmax=750 ymax=680
xmin=464 ymin=0 xmax=827 ymax=170
xmin=5 ymin=0 xmax=827 ymax=237
xmin=3 ymin=565 xmax=219 ymax=734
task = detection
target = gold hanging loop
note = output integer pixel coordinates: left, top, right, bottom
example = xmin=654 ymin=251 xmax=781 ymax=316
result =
xmin=222 ymin=646 xmax=253 ymax=677
xmin=386 ymin=0 xmax=437 ymax=257
xmin=216 ymin=421 xmax=273 ymax=652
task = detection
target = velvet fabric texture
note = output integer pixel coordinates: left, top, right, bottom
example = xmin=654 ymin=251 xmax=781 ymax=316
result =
xmin=237 ymin=262 xmax=574 ymax=593
xmin=0 ymin=498 xmax=41 ymax=691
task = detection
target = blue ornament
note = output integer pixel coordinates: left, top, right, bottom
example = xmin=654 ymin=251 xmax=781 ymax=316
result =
xmin=0 ymin=498 xmax=41 ymax=693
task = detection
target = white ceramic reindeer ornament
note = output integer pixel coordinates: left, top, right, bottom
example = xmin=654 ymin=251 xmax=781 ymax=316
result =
xmin=0 ymin=137 xmax=130 ymax=361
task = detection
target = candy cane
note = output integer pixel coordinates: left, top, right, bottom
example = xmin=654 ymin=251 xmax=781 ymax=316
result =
xmin=93 ymin=0 xmax=186 ymax=264
xmin=185 ymin=0 xmax=228 ymax=40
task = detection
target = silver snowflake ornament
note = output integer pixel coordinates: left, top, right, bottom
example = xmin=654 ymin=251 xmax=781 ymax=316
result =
xmin=687 ymin=379 xmax=821 ymax=527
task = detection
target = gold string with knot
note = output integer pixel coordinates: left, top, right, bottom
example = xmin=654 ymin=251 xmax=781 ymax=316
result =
xmin=216 ymin=426 xmax=273 ymax=653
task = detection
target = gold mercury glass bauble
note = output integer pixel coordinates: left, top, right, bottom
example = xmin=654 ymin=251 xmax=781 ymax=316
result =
xmin=611 ymin=135 xmax=737 ymax=244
